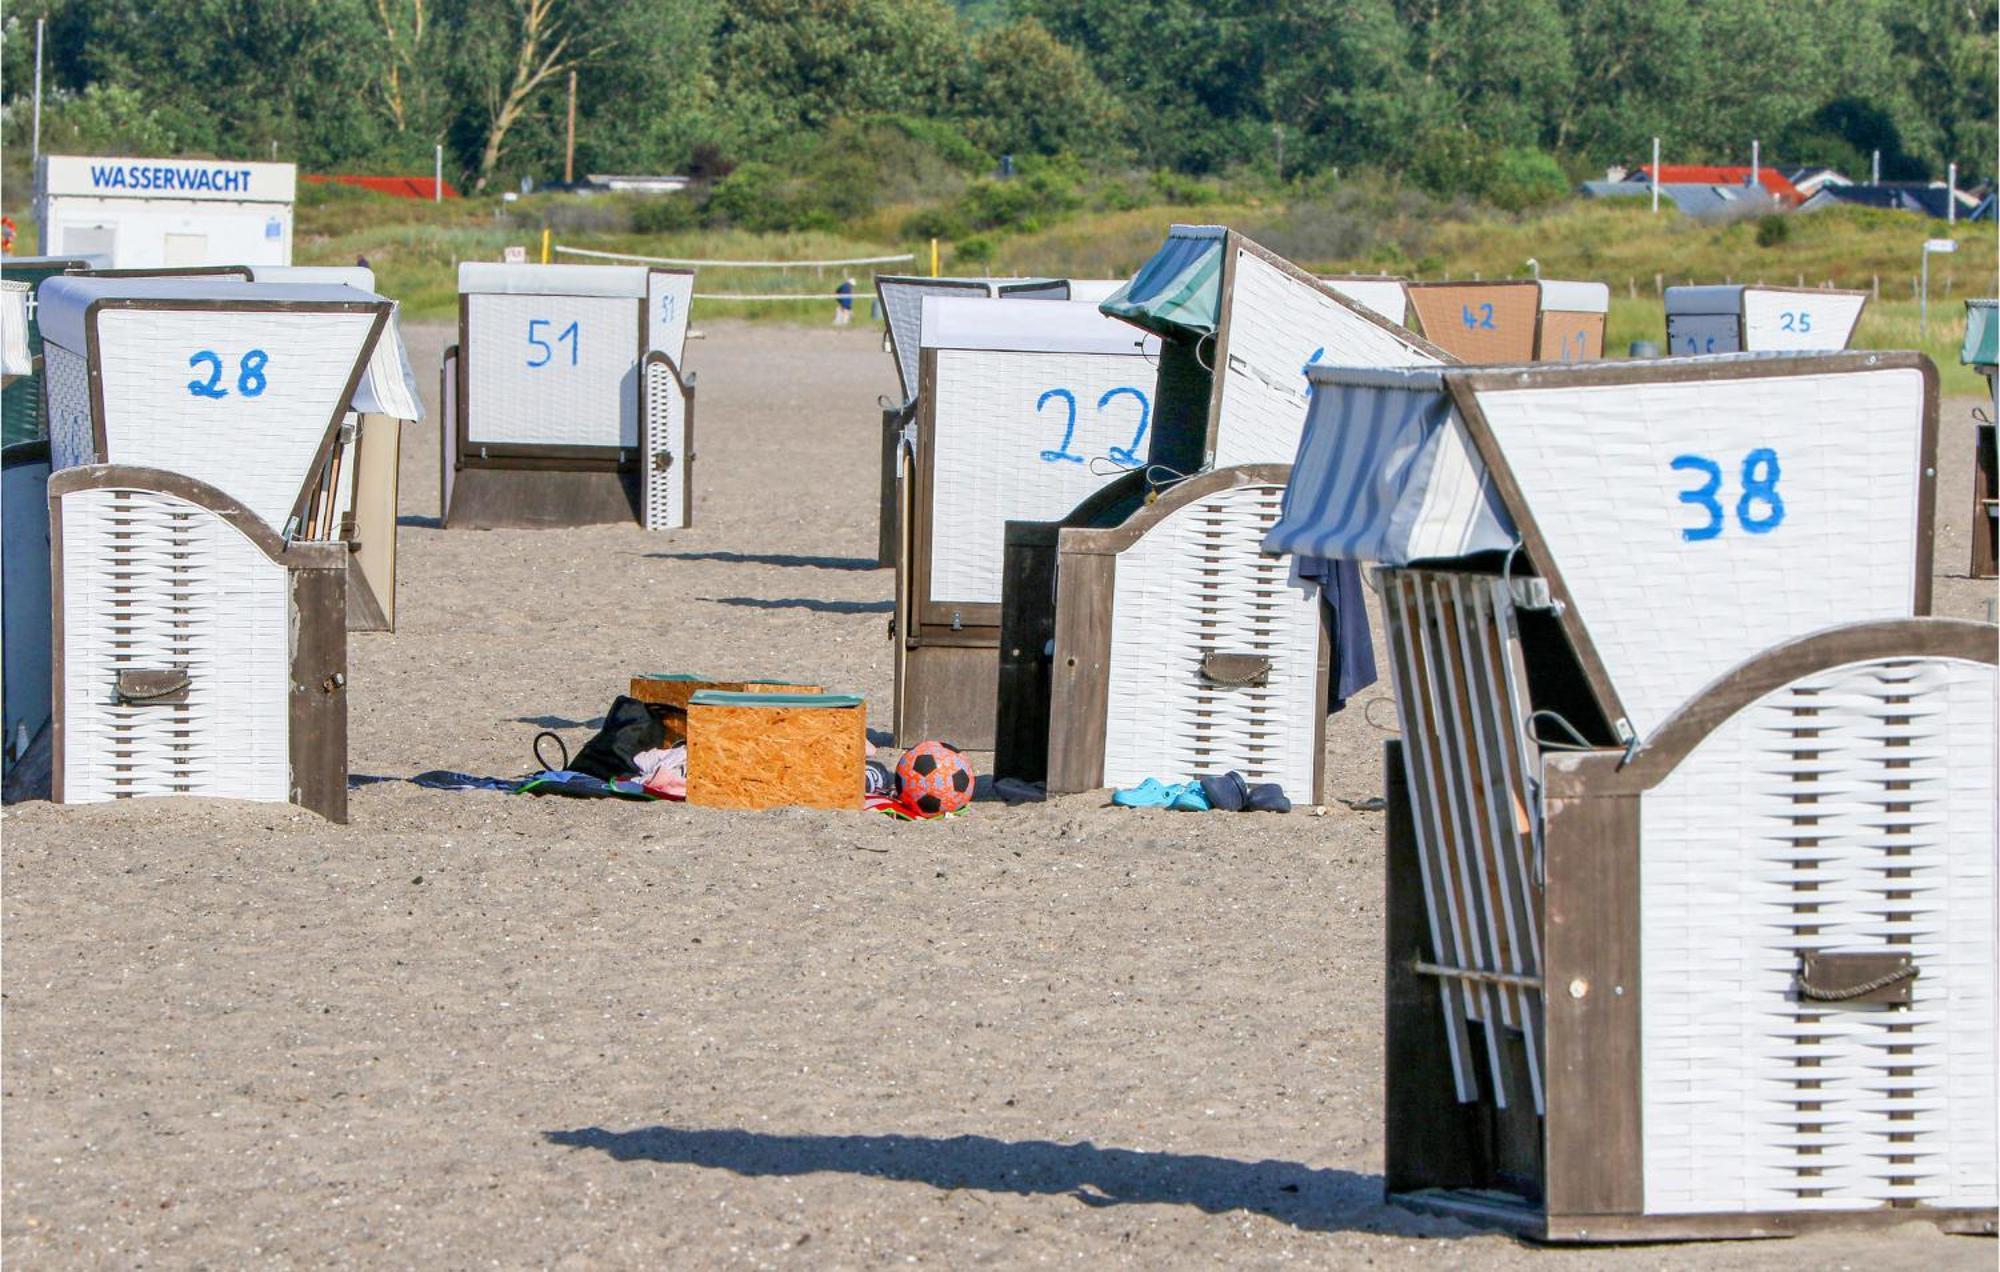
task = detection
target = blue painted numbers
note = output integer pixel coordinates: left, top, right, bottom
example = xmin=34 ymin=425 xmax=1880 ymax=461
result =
xmin=1036 ymin=384 xmax=1151 ymax=466
xmin=1037 ymin=389 xmax=1082 ymax=464
xmin=1778 ymin=310 xmax=1812 ymax=333
xmin=1100 ymin=386 xmax=1149 ymax=466
xmin=185 ymin=348 xmax=270 ymax=400
xmin=1672 ymin=448 xmax=1785 ymax=540
xmin=526 ymin=318 xmax=579 ymax=367
xmin=1461 ymin=302 xmax=1495 ymax=330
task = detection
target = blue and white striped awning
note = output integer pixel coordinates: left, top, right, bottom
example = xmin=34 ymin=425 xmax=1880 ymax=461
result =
xmin=1262 ymin=365 xmax=1515 ymax=565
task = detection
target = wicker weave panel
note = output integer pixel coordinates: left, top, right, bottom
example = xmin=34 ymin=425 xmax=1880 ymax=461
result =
xmin=1741 ymin=289 xmax=1867 ymax=351
xmin=647 ymin=272 xmax=694 ymax=364
xmin=1213 ymin=251 xmax=1440 ymax=470
xmin=928 ymin=347 xmax=1148 ymax=606
xmin=93 ymin=309 xmax=378 ymax=531
xmin=464 ymin=293 xmax=638 ymax=448
xmin=1100 ymin=482 xmax=1321 ymax=794
xmin=641 ymin=359 xmax=687 ymax=530
xmin=59 ymin=485 xmax=290 ymax=804
xmin=1639 ymin=656 xmax=1997 ymax=1213
xmin=1468 ymin=367 xmax=1926 ymax=736
xmin=43 ymin=344 xmax=94 ymax=471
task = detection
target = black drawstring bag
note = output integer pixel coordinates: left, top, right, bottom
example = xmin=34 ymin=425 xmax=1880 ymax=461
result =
xmin=540 ymin=696 xmax=667 ymax=780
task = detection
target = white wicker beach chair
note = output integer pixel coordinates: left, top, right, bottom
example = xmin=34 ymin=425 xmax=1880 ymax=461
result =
xmin=446 ymin=262 xmax=695 ymax=529
xmin=1262 ymin=350 xmax=1994 ymax=1240
xmin=1666 ymin=283 xmax=1868 ymax=355
xmin=995 ymin=464 xmax=1328 ymax=800
xmin=34 ymin=276 xmax=395 ymax=820
xmin=893 ymin=297 xmax=1157 ymax=749
xmin=872 ymin=274 xmax=1069 ymax=566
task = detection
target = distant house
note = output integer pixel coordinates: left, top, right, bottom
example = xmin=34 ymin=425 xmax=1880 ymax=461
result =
xmin=1779 ymin=166 xmax=1851 ymax=199
xmin=1579 ymin=178 xmax=1781 ymax=221
xmin=1797 ymin=182 xmax=1983 ymax=220
xmin=1634 ymin=165 xmax=1806 ymax=206
xmin=579 ymin=174 xmax=691 ymax=195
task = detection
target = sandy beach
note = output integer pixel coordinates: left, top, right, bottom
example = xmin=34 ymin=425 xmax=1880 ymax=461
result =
xmin=2 ymin=317 xmax=1992 ymax=1267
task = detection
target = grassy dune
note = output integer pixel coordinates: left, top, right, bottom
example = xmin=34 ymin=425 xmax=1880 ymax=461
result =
xmin=18 ymin=182 xmax=1986 ymax=390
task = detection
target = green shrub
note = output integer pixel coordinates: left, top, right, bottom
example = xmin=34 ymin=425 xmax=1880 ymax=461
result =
xmin=633 ymin=195 xmax=700 ymax=235
xmin=1480 ymin=148 xmax=1571 ymax=213
xmin=1755 ymin=214 xmax=1791 ymax=247
xmin=954 ymin=235 xmax=996 ymax=266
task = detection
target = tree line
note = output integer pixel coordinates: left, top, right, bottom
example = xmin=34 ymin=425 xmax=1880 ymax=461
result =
xmin=2 ymin=0 xmax=1992 ymax=200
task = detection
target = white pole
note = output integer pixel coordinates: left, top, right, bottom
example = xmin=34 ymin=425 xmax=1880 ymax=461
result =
xmin=434 ymin=145 xmax=443 ymax=203
xmin=1871 ymin=149 xmax=1880 ymax=185
xmin=31 ymin=18 xmax=45 ymax=161
xmin=1947 ymin=162 xmax=1957 ymax=224
xmin=1651 ymin=137 xmax=1660 ymax=214
xmin=1920 ymin=246 xmax=1930 ymax=336
xmin=1750 ymin=139 xmax=1759 ymax=190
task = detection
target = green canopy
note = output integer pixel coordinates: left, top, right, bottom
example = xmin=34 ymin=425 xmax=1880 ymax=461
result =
xmin=1962 ymin=299 xmax=1997 ymax=368
xmin=1098 ymin=225 xmax=1228 ymax=339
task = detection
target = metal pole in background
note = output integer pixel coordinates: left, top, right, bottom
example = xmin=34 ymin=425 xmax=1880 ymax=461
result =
xmin=1948 ymin=162 xmax=1958 ymax=223
xmin=1651 ymin=137 xmax=1660 ymax=213
xmin=564 ymin=70 xmax=577 ymax=186
xmin=1920 ymin=238 xmax=1957 ymax=337
xmin=32 ymin=18 xmax=45 ymax=161
xmin=1871 ymin=149 xmax=1880 ymax=185
xmin=434 ymin=145 xmax=443 ymax=202
xmin=1750 ymin=139 xmax=1759 ymax=190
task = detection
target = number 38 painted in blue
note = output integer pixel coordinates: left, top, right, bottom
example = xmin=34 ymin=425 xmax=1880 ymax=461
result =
xmin=1671 ymin=448 xmax=1784 ymax=541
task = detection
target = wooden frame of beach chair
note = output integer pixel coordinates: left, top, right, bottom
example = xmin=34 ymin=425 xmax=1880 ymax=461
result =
xmin=1265 ymin=351 xmax=1993 ymax=1239
xmin=445 ymin=262 xmax=695 ymax=530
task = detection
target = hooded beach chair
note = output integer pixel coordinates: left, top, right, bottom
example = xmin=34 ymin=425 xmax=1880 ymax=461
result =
xmin=442 ymin=262 xmax=695 ymax=529
xmin=1665 ymin=283 xmax=1867 ymax=355
xmin=36 ymin=275 xmax=399 ymax=821
xmin=872 ymin=274 xmax=1069 ymax=566
xmin=1263 ymin=350 xmax=1994 ymax=1239
xmin=1405 ymin=279 xmax=1610 ymax=363
xmin=892 ymin=295 xmax=1157 ymax=749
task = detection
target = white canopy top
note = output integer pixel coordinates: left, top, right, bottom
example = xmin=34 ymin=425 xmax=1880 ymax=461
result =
xmin=1540 ymin=280 xmax=1611 ymax=314
xmin=37 ymin=276 xmax=385 ymax=354
xmin=459 ymin=261 xmax=651 ymax=298
xmin=920 ymin=295 xmax=1159 ymax=356
xmin=251 ymin=265 xmax=376 ymax=290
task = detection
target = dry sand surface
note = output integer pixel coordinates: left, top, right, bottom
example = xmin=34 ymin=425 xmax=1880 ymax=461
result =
xmin=4 ymin=317 xmax=1994 ymax=1267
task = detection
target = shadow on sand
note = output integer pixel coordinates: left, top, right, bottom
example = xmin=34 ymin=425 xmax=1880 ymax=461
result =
xmin=648 ymin=550 xmax=882 ymax=571
xmin=706 ymin=597 xmax=893 ymax=614
xmin=543 ymin=1125 xmax=1464 ymax=1238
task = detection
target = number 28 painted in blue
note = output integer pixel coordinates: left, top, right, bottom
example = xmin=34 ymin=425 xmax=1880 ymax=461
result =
xmin=186 ymin=348 xmax=270 ymax=399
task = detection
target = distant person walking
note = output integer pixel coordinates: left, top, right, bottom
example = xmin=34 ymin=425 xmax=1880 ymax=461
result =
xmin=834 ymin=276 xmax=855 ymax=327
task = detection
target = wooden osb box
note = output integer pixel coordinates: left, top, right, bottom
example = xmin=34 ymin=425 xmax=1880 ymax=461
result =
xmin=685 ymin=691 xmax=865 ymax=810
xmin=629 ymin=674 xmax=824 ymax=710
